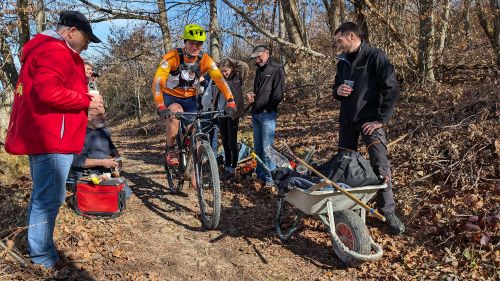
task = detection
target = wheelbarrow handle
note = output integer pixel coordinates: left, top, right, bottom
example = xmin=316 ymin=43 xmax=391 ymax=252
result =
xmin=280 ymin=143 xmax=386 ymax=222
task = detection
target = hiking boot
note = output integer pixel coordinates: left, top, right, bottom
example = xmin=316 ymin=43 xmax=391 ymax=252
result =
xmin=165 ymin=149 xmax=179 ymax=166
xmin=223 ymin=166 xmax=235 ymax=179
xmin=385 ymin=212 xmax=405 ymax=235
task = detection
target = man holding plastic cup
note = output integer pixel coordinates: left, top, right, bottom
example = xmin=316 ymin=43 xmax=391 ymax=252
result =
xmin=332 ymin=22 xmax=404 ymax=235
xmin=5 ymin=11 xmax=103 ymax=268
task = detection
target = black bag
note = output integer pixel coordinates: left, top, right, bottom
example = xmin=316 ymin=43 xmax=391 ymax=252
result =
xmin=316 ymin=150 xmax=380 ymax=187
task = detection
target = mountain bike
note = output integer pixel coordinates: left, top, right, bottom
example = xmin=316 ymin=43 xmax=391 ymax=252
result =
xmin=161 ymin=109 xmax=224 ymax=230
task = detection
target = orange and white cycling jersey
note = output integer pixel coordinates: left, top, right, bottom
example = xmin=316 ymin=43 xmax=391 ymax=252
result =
xmin=152 ymin=49 xmax=233 ymax=109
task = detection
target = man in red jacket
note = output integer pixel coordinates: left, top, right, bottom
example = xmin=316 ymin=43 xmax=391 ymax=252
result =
xmin=5 ymin=11 xmax=102 ymax=268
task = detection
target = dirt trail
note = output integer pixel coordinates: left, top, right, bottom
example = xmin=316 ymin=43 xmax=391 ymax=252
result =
xmin=79 ymin=128 xmax=355 ymax=281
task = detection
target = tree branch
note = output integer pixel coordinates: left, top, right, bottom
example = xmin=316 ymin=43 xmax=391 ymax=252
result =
xmin=220 ymin=0 xmax=326 ymax=58
xmin=78 ymin=0 xmax=158 ymax=23
xmin=361 ymin=0 xmax=418 ymax=66
xmin=215 ymin=28 xmax=254 ymax=47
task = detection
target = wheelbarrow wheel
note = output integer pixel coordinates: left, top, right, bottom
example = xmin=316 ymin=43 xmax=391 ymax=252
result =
xmin=332 ymin=210 xmax=370 ymax=267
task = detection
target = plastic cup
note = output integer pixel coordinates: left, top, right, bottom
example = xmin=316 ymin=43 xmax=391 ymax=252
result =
xmin=344 ymin=80 xmax=354 ymax=88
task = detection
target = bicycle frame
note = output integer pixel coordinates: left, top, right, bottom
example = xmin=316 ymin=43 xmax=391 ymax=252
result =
xmin=170 ymin=110 xmax=224 ymax=183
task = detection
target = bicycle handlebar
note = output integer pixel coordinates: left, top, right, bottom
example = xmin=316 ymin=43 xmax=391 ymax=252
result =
xmin=159 ymin=109 xmax=226 ymax=120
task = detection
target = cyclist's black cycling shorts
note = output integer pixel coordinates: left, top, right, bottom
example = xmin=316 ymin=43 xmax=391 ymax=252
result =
xmin=163 ymin=94 xmax=197 ymax=122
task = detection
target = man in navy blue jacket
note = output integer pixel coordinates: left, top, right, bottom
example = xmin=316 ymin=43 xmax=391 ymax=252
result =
xmin=333 ymin=22 xmax=405 ymax=235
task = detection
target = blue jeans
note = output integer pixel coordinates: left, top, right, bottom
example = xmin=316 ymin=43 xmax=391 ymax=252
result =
xmin=27 ymin=154 xmax=73 ymax=268
xmin=252 ymin=111 xmax=277 ymax=183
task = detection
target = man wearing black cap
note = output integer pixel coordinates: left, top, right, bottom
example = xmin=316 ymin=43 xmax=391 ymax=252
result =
xmin=5 ymin=10 xmax=102 ymax=268
xmin=245 ymin=45 xmax=285 ymax=189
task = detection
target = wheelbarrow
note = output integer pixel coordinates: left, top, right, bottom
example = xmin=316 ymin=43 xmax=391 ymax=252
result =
xmin=275 ymin=183 xmax=385 ymax=267
xmin=258 ymin=144 xmax=385 ymax=267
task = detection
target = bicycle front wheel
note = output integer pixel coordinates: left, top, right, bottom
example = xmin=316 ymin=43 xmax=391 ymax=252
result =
xmin=195 ymin=141 xmax=221 ymax=230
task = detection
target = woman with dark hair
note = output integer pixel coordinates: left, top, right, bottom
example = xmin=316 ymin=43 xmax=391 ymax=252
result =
xmin=204 ymin=58 xmax=248 ymax=178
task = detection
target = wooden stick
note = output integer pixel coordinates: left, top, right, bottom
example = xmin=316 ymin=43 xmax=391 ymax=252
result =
xmin=0 ymin=240 xmax=29 ymax=267
xmin=387 ymin=132 xmax=409 ymax=148
xmin=281 ymin=143 xmax=386 ymax=222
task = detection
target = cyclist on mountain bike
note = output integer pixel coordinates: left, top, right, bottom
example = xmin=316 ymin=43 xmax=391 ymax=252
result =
xmin=152 ymin=24 xmax=236 ymax=166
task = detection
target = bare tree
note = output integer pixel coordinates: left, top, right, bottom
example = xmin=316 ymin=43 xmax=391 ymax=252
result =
xmin=418 ymin=0 xmax=436 ymax=81
xmin=476 ymin=0 xmax=500 ymax=66
xmin=464 ymin=0 xmax=471 ymax=49
xmin=437 ymin=0 xmax=451 ymax=64
xmin=209 ymin=0 xmax=221 ymax=61
xmin=156 ymin=0 xmax=172 ymax=51
xmin=220 ymin=0 xmax=326 ymax=58
xmin=278 ymin=0 xmax=287 ymax=64
xmin=359 ymin=0 xmax=418 ymax=66
xmin=322 ymin=0 xmax=342 ymax=40
xmin=280 ymin=0 xmax=308 ymax=48
xmin=35 ymin=0 xmax=47 ymax=33
xmin=0 ymin=27 xmax=18 ymax=141
xmin=78 ymin=0 xmax=172 ymax=51
xmin=16 ymin=0 xmax=30 ymax=48
xmin=354 ymin=0 xmax=370 ymax=42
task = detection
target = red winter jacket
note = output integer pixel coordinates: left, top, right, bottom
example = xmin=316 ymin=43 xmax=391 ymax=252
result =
xmin=5 ymin=31 xmax=91 ymax=155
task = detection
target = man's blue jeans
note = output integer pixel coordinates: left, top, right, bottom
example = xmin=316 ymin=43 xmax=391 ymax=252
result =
xmin=252 ymin=111 xmax=277 ymax=184
xmin=27 ymin=154 xmax=73 ymax=268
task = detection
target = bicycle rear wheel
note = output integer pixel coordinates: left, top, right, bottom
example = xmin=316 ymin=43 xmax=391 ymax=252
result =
xmin=195 ymin=141 xmax=221 ymax=229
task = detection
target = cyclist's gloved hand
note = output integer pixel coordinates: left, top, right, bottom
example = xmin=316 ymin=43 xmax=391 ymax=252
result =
xmin=225 ymin=99 xmax=237 ymax=115
xmin=157 ymin=106 xmax=171 ymax=118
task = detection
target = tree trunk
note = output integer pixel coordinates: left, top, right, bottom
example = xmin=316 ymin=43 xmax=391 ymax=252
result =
xmin=36 ymin=0 xmax=47 ymax=33
xmin=16 ymin=0 xmax=30 ymax=48
xmin=490 ymin=0 xmax=500 ymax=66
xmin=476 ymin=0 xmax=500 ymax=65
xmin=0 ymin=31 xmax=18 ymax=142
xmin=221 ymin=0 xmax=326 ymax=58
xmin=418 ymin=0 xmax=436 ymax=81
xmin=280 ymin=0 xmax=307 ymax=47
xmin=322 ymin=0 xmax=341 ymax=40
xmin=209 ymin=0 xmax=221 ymax=61
xmin=464 ymin=0 xmax=471 ymax=49
xmin=278 ymin=0 xmax=287 ymax=65
xmin=354 ymin=0 xmax=370 ymax=42
xmin=300 ymin=1 xmax=309 ymax=47
xmin=157 ymin=0 xmax=171 ymax=52
xmin=340 ymin=0 xmax=346 ymax=23
xmin=437 ymin=0 xmax=451 ymax=64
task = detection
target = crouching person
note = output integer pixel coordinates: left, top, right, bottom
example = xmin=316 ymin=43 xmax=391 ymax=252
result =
xmin=70 ymin=109 xmax=132 ymax=199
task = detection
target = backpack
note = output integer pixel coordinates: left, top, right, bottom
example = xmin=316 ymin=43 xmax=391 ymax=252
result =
xmin=166 ymin=48 xmax=204 ymax=89
xmin=316 ymin=150 xmax=381 ymax=187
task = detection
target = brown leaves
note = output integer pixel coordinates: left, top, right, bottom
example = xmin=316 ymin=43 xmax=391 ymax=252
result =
xmin=464 ymin=194 xmax=484 ymax=210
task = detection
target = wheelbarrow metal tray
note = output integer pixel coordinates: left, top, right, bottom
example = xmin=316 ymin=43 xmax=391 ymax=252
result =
xmin=284 ymin=184 xmax=387 ymax=216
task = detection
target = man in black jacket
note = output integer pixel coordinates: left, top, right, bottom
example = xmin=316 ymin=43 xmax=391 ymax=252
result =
xmin=246 ymin=45 xmax=285 ymax=188
xmin=332 ymin=22 xmax=405 ymax=235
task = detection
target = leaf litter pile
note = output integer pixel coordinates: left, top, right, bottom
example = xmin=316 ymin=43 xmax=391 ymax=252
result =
xmin=0 ymin=66 xmax=498 ymax=280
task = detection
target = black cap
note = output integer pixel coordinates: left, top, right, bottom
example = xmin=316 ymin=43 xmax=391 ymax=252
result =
xmin=58 ymin=11 xmax=101 ymax=43
xmin=250 ymin=45 xmax=269 ymax=58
